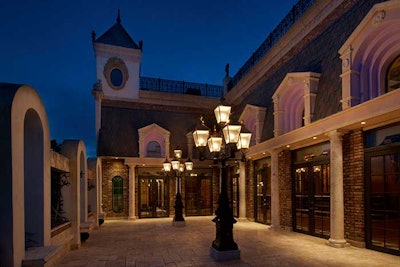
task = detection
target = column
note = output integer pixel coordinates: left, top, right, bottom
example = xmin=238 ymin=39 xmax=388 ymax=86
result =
xmin=128 ymin=165 xmax=136 ymax=220
xmin=327 ymin=130 xmax=349 ymax=247
xmin=238 ymin=161 xmax=246 ymax=220
xmin=270 ymin=149 xmax=281 ymax=230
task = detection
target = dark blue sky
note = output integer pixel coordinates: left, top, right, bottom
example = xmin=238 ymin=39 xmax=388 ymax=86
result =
xmin=0 ymin=0 xmax=297 ymax=157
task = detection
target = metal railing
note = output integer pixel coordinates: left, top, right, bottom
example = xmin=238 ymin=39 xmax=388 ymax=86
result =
xmin=228 ymin=0 xmax=315 ymax=91
xmin=140 ymin=76 xmax=223 ymax=98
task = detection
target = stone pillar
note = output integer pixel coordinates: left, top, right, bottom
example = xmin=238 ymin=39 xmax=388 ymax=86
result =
xmin=270 ymin=149 xmax=281 ymax=229
xmin=327 ymin=130 xmax=349 ymax=247
xmin=238 ymin=161 xmax=246 ymax=220
xmin=128 ymin=165 xmax=136 ymax=220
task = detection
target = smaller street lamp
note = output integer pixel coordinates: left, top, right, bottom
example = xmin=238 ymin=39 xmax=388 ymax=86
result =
xmin=163 ymin=148 xmax=193 ymax=226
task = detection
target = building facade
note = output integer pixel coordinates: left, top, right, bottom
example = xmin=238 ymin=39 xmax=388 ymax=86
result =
xmin=93 ymin=0 xmax=400 ymax=256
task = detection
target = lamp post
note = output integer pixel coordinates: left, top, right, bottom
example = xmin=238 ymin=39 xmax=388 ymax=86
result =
xmin=163 ymin=148 xmax=193 ymax=226
xmin=193 ymin=100 xmax=252 ymax=260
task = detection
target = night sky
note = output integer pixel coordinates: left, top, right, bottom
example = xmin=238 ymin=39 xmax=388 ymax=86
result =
xmin=0 ymin=0 xmax=298 ymax=157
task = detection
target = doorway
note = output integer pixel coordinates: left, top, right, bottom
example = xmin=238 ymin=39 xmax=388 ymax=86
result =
xmin=365 ymin=145 xmax=400 ymax=255
xmin=138 ymin=176 xmax=169 ymax=218
xmin=185 ymin=172 xmax=212 ymax=216
xmin=255 ymin=168 xmax=271 ymax=225
xmin=254 ymin=158 xmax=271 ymax=225
xmin=293 ymin=162 xmax=330 ymax=238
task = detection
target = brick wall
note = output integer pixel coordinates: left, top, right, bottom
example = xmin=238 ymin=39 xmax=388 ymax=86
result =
xmin=279 ymin=149 xmax=292 ymax=230
xmin=246 ymin=160 xmax=255 ymax=221
xmin=212 ymin=166 xmax=220 ymax=214
xmin=343 ymin=129 xmax=365 ymax=247
xmin=102 ymin=159 xmax=129 ymax=217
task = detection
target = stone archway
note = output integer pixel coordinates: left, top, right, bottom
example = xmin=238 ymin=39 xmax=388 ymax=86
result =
xmin=0 ymin=84 xmax=50 ymax=267
xmin=24 ymin=109 xmax=45 ymax=248
xmin=60 ymin=140 xmax=88 ymax=248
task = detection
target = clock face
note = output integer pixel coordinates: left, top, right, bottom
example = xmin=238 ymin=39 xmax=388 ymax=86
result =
xmin=104 ymin=57 xmax=129 ymax=90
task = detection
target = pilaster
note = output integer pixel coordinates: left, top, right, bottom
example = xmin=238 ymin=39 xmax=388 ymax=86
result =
xmin=238 ymin=161 xmax=247 ymax=220
xmin=128 ymin=164 xmax=136 ymax=220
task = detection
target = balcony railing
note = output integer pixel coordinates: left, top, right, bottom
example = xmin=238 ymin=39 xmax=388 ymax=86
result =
xmin=140 ymin=76 xmax=223 ymax=98
xmin=228 ymin=0 xmax=315 ymax=91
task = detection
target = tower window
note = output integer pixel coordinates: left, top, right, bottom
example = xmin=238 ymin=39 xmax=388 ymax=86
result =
xmin=111 ymin=68 xmax=123 ymax=87
xmin=103 ymin=57 xmax=129 ymax=90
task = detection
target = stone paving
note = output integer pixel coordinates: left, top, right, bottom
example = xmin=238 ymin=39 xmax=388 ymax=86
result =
xmin=57 ymin=216 xmax=399 ymax=267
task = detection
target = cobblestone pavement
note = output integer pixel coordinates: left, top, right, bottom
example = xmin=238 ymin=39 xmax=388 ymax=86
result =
xmin=57 ymin=216 xmax=399 ymax=267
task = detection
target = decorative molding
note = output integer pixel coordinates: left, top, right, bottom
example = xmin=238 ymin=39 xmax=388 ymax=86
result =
xmin=239 ymin=104 xmax=267 ymax=145
xmin=138 ymin=123 xmax=170 ymax=158
xmin=273 ymin=72 xmax=320 ymax=136
xmin=372 ymin=10 xmax=385 ymax=26
xmin=103 ymin=57 xmax=129 ymax=90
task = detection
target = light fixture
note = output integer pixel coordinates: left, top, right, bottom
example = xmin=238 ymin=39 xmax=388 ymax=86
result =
xmin=174 ymin=148 xmax=182 ymax=159
xmin=193 ymin=116 xmax=210 ymax=147
xmin=237 ymin=122 xmax=252 ymax=149
xmin=222 ymin=124 xmax=241 ymax=144
xmin=214 ymin=103 xmax=231 ymax=124
xmin=171 ymin=157 xmax=180 ymax=171
xmin=192 ymin=97 xmax=252 ymax=260
xmin=208 ymin=126 xmax=222 ymax=152
xmin=185 ymin=158 xmax=193 ymax=171
xmin=164 ymin=147 xmax=194 ymax=226
xmin=163 ymin=158 xmax=171 ymax=172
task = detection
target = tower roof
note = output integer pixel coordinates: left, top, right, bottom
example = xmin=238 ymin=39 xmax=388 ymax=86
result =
xmin=94 ymin=10 xmax=140 ymax=49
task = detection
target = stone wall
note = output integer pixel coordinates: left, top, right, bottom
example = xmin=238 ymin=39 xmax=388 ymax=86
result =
xmin=102 ymin=159 xmax=129 ymax=217
xmin=343 ymin=129 xmax=365 ymax=247
xmin=279 ymin=149 xmax=292 ymax=230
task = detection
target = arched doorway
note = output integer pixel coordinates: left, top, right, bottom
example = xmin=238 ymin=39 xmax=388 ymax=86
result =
xmin=24 ymin=109 xmax=45 ymax=248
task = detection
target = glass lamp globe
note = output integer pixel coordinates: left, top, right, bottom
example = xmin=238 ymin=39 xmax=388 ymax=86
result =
xmin=163 ymin=158 xmax=171 ymax=172
xmin=222 ymin=124 xmax=241 ymax=144
xmin=214 ymin=104 xmax=231 ymax=124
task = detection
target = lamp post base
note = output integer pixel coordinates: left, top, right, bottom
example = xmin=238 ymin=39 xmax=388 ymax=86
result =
xmin=210 ymin=246 xmax=240 ymax=261
xmin=172 ymin=220 xmax=186 ymax=227
xmin=173 ymin=192 xmax=185 ymax=226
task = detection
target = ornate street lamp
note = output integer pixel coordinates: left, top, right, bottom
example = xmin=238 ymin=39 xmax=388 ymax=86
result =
xmin=193 ymin=99 xmax=251 ymax=260
xmin=163 ymin=148 xmax=193 ymax=226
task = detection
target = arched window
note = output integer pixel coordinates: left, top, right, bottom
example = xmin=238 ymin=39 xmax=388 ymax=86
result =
xmin=146 ymin=141 xmax=161 ymax=157
xmin=112 ymin=176 xmax=123 ymax=213
xmin=387 ymin=56 xmax=400 ymax=93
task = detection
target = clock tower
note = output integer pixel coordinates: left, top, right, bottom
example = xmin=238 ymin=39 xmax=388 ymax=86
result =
xmin=92 ymin=10 xmax=142 ymax=101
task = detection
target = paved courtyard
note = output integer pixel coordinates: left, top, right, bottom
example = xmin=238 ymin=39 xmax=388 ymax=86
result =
xmin=57 ymin=216 xmax=399 ymax=267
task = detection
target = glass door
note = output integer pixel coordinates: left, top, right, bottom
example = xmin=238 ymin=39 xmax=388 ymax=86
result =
xmin=366 ymin=147 xmax=400 ymax=255
xmin=138 ymin=176 xmax=169 ymax=218
xmin=294 ymin=163 xmax=330 ymax=238
xmin=185 ymin=174 xmax=212 ymax=216
xmin=255 ymin=167 xmax=271 ymax=225
xmin=232 ymin=175 xmax=239 ymax=218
